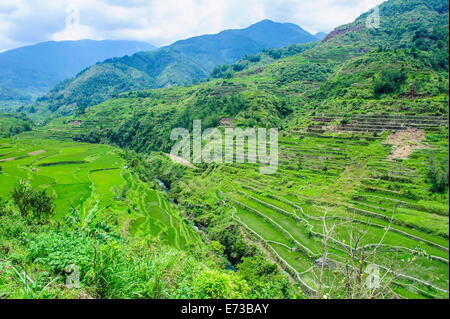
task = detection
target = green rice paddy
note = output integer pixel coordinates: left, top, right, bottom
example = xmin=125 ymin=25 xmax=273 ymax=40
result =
xmin=0 ymin=136 xmax=202 ymax=250
xmin=182 ymin=115 xmax=449 ymax=298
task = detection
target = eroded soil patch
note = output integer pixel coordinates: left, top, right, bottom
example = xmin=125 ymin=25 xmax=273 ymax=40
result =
xmin=385 ymin=129 xmax=427 ymax=160
xmin=28 ymin=150 xmax=46 ymax=156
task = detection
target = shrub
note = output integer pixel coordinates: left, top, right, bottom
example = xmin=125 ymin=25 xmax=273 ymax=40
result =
xmin=192 ymin=270 xmax=250 ymax=299
xmin=373 ymin=69 xmax=407 ymax=95
xmin=237 ymin=256 xmax=296 ymax=298
xmin=28 ymin=231 xmax=95 ymax=276
xmin=0 ymin=210 xmax=29 ymax=240
xmin=232 ymin=64 xmax=246 ymax=72
xmin=0 ymin=197 xmax=6 ymax=216
xmin=428 ymin=156 xmax=449 ymax=193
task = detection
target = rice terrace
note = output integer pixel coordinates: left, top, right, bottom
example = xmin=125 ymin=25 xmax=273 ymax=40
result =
xmin=0 ymin=0 xmax=448 ymax=302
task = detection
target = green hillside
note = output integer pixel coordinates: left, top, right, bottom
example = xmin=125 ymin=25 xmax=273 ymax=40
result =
xmin=43 ymin=0 xmax=448 ymax=153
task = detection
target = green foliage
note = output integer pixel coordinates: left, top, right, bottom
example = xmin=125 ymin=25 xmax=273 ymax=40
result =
xmin=237 ymin=256 xmax=296 ymax=298
xmin=428 ymin=156 xmax=449 ymax=193
xmin=10 ymin=181 xmax=55 ymax=221
xmin=0 ymin=209 xmax=32 ymax=240
xmin=65 ymin=202 xmax=116 ymax=240
xmin=73 ymin=90 xmax=290 ymax=154
xmin=211 ymin=65 xmax=234 ymax=79
xmin=211 ymin=42 xmax=317 ymax=79
xmin=1 ymin=0 xmax=448 ymax=300
xmin=244 ymin=55 xmax=261 ymax=63
xmin=274 ymin=62 xmax=333 ymax=84
xmin=192 ymin=270 xmax=250 ymax=299
xmin=208 ymin=217 xmax=257 ymax=265
xmin=145 ymin=153 xmax=185 ymax=188
xmin=85 ymin=242 xmax=207 ymax=299
xmin=210 ymin=241 xmax=226 ymax=255
xmin=85 ymin=242 xmax=160 ymax=298
xmin=120 ymin=151 xmax=185 ymax=187
xmin=28 ymin=230 xmax=95 ymax=275
xmin=0 ymin=113 xmax=32 ymax=137
xmin=0 ymin=259 xmax=69 ymax=299
xmin=373 ymin=69 xmax=408 ymax=95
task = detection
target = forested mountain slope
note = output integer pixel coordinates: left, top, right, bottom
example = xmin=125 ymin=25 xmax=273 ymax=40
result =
xmin=42 ymin=0 xmax=448 ymax=152
xmin=0 ymin=40 xmax=156 ymax=104
xmin=36 ymin=20 xmax=321 ymax=114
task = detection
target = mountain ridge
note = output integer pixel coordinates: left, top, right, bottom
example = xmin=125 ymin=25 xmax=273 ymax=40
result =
xmin=36 ymin=20 xmax=321 ymax=114
xmin=0 ymin=39 xmax=156 ymax=104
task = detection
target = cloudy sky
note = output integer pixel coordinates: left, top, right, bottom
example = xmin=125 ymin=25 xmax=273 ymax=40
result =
xmin=0 ymin=0 xmax=385 ymax=52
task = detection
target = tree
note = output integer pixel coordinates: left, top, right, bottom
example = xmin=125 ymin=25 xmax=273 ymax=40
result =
xmin=373 ymin=69 xmax=407 ymax=95
xmin=11 ymin=181 xmax=33 ymax=218
xmin=10 ymin=181 xmax=55 ymax=221
xmin=311 ymin=212 xmax=428 ymax=299
xmin=31 ymin=189 xmax=56 ymax=221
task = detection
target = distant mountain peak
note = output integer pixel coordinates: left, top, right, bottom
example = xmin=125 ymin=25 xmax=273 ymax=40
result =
xmin=314 ymin=32 xmax=328 ymax=40
xmin=249 ymin=19 xmax=307 ymax=29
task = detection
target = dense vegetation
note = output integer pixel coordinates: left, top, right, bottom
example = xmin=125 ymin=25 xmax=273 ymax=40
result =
xmin=0 ymin=113 xmax=32 ymax=137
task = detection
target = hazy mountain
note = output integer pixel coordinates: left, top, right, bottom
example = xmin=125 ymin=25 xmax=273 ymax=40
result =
xmin=0 ymin=40 xmax=156 ymax=102
xmin=314 ymin=32 xmax=328 ymax=40
xmin=38 ymin=20 xmax=319 ymax=114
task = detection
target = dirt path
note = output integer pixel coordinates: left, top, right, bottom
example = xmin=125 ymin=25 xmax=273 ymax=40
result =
xmin=0 ymin=150 xmax=47 ymax=162
xmin=165 ymin=153 xmax=196 ymax=169
xmin=385 ymin=129 xmax=427 ymax=160
xmin=28 ymin=150 xmax=46 ymax=156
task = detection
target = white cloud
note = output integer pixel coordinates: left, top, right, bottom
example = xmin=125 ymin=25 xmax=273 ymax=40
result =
xmin=0 ymin=0 xmax=386 ymax=52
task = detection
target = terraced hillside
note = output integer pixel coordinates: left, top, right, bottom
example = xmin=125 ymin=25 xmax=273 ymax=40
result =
xmin=0 ymin=137 xmax=201 ymax=249
xmin=305 ymin=115 xmax=449 ymax=134
xmin=174 ymin=115 xmax=449 ymax=298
